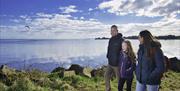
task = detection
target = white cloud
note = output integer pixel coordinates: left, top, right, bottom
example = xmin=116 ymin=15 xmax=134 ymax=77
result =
xmin=10 ymin=19 xmax=21 ymax=23
xmin=36 ymin=13 xmax=53 ymax=18
xmin=89 ymin=18 xmax=98 ymax=21
xmin=97 ymin=0 xmax=180 ymax=36
xmin=2 ymin=12 xmax=179 ymax=39
xmin=1 ymin=0 xmax=179 ymax=39
xmin=116 ymin=14 xmax=180 ymax=36
xmin=59 ymin=5 xmax=81 ymax=13
xmin=80 ymin=16 xmax=85 ymax=20
xmin=20 ymin=15 xmax=27 ymax=19
xmin=88 ymin=8 xmax=93 ymax=11
xmin=1 ymin=2 xmax=180 ymax=39
xmin=0 ymin=13 xmax=111 ymax=39
xmin=1 ymin=11 xmax=180 ymax=39
xmin=98 ymin=0 xmax=180 ymax=17
xmin=73 ymin=17 xmax=78 ymax=20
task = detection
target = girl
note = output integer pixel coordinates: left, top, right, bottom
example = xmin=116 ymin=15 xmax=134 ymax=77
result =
xmin=118 ymin=40 xmax=136 ymax=91
xmin=135 ymin=30 xmax=165 ymax=91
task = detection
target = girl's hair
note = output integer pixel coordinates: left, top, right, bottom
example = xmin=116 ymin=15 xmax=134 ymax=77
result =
xmin=139 ymin=30 xmax=161 ymax=58
xmin=123 ymin=40 xmax=136 ymax=63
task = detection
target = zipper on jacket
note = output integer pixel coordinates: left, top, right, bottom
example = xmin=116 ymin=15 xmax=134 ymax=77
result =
xmin=139 ymin=50 xmax=143 ymax=83
xmin=121 ymin=62 xmax=123 ymax=77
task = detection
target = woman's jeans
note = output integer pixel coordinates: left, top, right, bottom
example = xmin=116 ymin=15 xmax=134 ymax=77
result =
xmin=136 ymin=81 xmax=159 ymax=91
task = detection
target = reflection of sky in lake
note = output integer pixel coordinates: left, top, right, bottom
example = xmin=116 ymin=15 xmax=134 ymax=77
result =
xmin=0 ymin=39 xmax=179 ymax=72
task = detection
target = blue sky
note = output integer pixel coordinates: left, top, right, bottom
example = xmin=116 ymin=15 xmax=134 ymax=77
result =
xmin=0 ymin=0 xmax=180 ymax=39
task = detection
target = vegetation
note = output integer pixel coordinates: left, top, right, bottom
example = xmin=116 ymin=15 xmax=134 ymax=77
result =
xmin=0 ymin=65 xmax=180 ymax=91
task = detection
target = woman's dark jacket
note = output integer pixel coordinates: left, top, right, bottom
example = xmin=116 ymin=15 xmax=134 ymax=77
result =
xmin=136 ymin=41 xmax=165 ymax=85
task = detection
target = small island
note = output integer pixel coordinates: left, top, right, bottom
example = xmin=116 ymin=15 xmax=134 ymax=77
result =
xmin=95 ymin=37 xmax=109 ymax=40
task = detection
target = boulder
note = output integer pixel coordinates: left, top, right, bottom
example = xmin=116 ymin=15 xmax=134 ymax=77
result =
xmin=90 ymin=66 xmax=111 ymax=77
xmin=67 ymin=64 xmax=93 ymax=77
xmin=51 ymin=67 xmax=65 ymax=73
xmin=67 ymin=64 xmax=84 ymax=75
xmin=0 ymin=65 xmax=15 ymax=73
xmin=169 ymin=57 xmax=180 ymax=72
xmin=0 ymin=65 xmax=7 ymax=70
xmin=64 ymin=71 xmax=76 ymax=77
xmin=51 ymin=67 xmax=65 ymax=78
xmin=164 ymin=56 xmax=170 ymax=72
xmin=83 ymin=67 xmax=93 ymax=78
xmin=0 ymin=65 xmax=16 ymax=77
xmin=0 ymin=65 xmax=17 ymax=86
xmin=0 ymin=65 xmax=8 ymax=82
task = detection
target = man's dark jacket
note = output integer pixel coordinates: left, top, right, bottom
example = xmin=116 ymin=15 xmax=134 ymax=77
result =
xmin=107 ymin=33 xmax=124 ymax=66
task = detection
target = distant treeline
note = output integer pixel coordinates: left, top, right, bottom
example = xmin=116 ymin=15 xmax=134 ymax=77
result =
xmin=125 ymin=35 xmax=180 ymax=40
xmin=95 ymin=35 xmax=180 ymax=40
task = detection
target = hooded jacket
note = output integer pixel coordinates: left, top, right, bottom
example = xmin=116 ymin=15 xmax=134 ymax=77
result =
xmin=107 ymin=33 xmax=124 ymax=66
xmin=119 ymin=51 xmax=136 ymax=79
xmin=136 ymin=41 xmax=165 ymax=85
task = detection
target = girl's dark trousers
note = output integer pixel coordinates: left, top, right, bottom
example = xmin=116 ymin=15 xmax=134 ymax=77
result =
xmin=118 ymin=77 xmax=133 ymax=91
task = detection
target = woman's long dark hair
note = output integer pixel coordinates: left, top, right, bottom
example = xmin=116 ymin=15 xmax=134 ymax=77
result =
xmin=139 ymin=30 xmax=160 ymax=58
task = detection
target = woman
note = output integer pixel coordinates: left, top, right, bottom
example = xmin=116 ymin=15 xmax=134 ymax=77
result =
xmin=118 ymin=40 xmax=136 ymax=91
xmin=136 ymin=30 xmax=165 ymax=91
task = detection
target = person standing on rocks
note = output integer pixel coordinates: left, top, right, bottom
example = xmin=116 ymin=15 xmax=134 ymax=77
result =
xmin=105 ymin=25 xmax=124 ymax=91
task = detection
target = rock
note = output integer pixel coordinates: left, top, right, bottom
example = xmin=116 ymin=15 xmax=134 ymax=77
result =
xmin=51 ymin=67 xmax=65 ymax=73
xmin=164 ymin=56 xmax=170 ymax=72
xmin=0 ymin=65 xmax=17 ymax=86
xmin=90 ymin=66 xmax=108 ymax=77
xmin=83 ymin=67 xmax=93 ymax=78
xmin=67 ymin=64 xmax=93 ymax=77
xmin=169 ymin=57 xmax=180 ymax=72
xmin=0 ymin=65 xmax=16 ymax=76
xmin=52 ymin=65 xmax=93 ymax=78
xmin=0 ymin=71 xmax=7 ymax=83
xmin=67 ymin=64 xmax=84 ymax=75
xmin=64 ymin=71 xmax=76 ymax=77
xmin=0 ymin=65 xmax=7 ymax=69
xmin=51 ymin=67 xmax=65 ymax=78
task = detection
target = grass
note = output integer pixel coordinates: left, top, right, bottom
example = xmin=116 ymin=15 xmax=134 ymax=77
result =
xmin=0 ymin=67 xmax=180 ymax=91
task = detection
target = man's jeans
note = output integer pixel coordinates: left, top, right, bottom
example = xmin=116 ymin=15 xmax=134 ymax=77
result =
xmin=104 ymin=65 xmax=119 ymax=91
xmin=136 ymin=80 xmax=159 ymax=91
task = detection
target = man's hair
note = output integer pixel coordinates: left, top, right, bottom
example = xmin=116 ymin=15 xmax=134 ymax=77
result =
xmin=111 ymin=25 xmax=118 ymax=30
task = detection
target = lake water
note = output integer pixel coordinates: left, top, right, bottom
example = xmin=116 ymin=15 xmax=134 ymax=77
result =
xmin=0 ymin=39 xmax=179 ymax=72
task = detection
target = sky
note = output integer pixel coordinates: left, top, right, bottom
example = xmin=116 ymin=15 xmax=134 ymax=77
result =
xmin=0 ymin=0 xmax=180 ymax=39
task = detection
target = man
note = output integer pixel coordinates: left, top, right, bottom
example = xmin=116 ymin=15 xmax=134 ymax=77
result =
xmin=105 ymin=25 xmax=124 ymax=91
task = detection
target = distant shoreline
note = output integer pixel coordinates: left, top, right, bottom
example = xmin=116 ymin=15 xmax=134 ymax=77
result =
xmin=0 ymin=35 xmax=180 ymax=41
xmin=95 ymin=35 xmax=180 ymax=40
